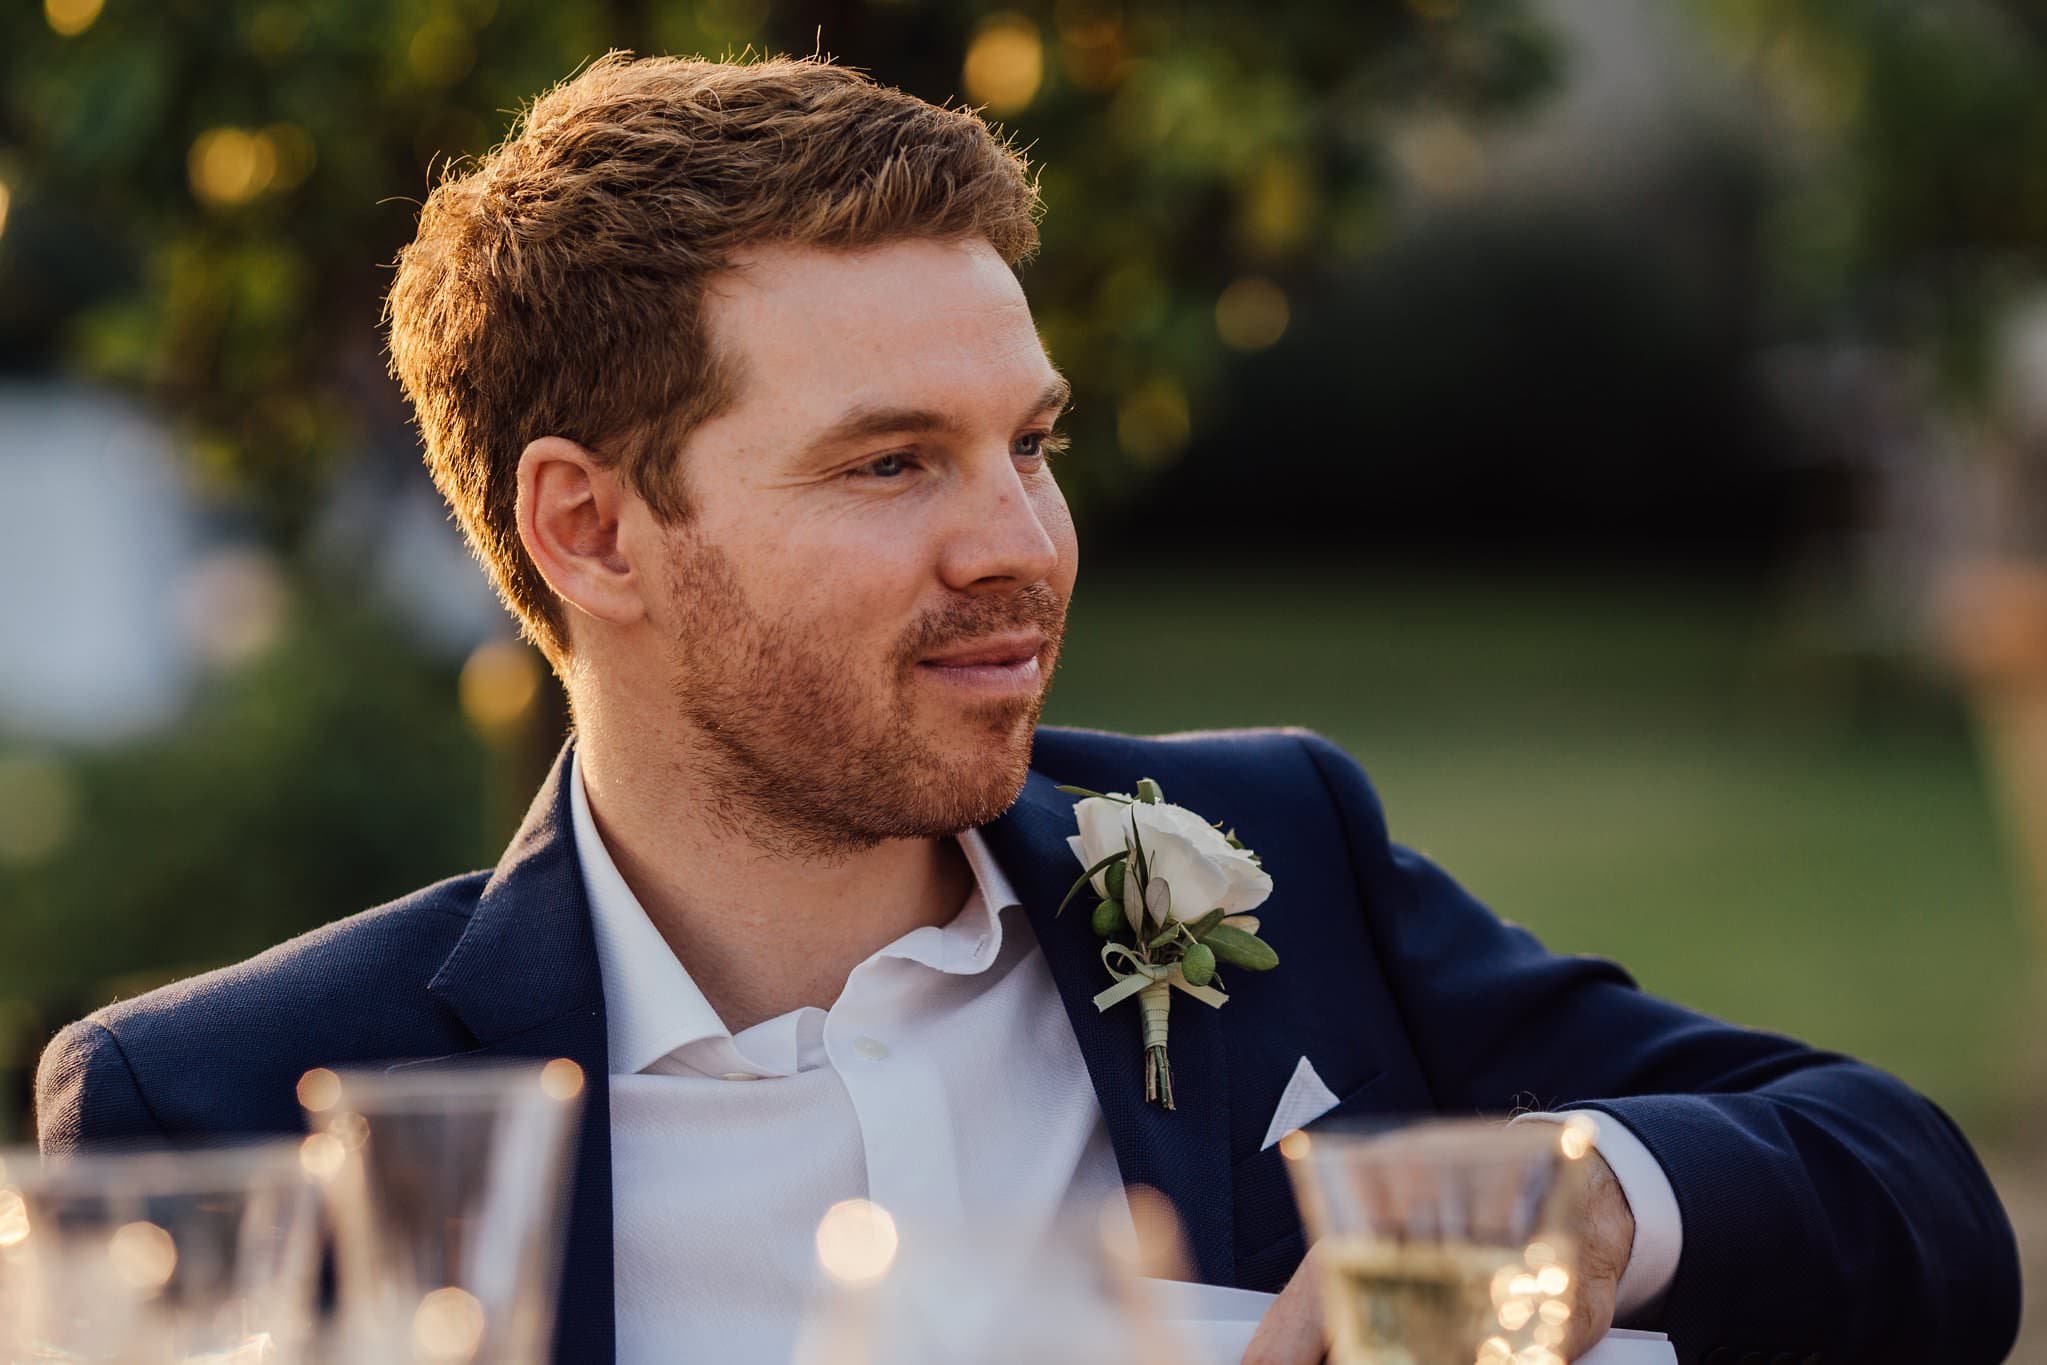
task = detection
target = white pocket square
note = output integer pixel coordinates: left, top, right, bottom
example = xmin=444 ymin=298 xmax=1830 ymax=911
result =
xmin=1260 ymin=1055 xmax=1341 ymax=1151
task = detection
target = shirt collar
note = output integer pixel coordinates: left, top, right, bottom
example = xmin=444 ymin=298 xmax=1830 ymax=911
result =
xmin=571 ymin=750 xmax=1025 ymax=1076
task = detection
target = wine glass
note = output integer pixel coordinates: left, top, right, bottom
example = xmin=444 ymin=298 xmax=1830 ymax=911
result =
xmin=1282 ymin=1116 xmax=1602 ymax=1365
xmin=298 ymin=1058 xmax=584 ymax=1365
xmin=0 ymin=1140 xmax=324 ymax=1363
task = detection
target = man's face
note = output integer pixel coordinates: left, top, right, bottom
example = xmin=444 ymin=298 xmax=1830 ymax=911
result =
xmin=647 ymin=237 xmax=1078 ymax=854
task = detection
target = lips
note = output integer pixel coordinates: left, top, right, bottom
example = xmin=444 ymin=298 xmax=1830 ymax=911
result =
xmin=918 ymin=634 xmax=1046 ymax=668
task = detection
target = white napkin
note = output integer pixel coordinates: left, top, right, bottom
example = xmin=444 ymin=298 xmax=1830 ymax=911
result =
xmin=1140 ymin=1280 xmax=1677 ymax=1364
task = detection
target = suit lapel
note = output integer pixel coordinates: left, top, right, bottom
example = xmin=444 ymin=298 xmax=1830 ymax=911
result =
xmin=421 ymin=742 xmax=616 ymax=1365
xmin=984 ymin=769 xmax=1238 ymax=1287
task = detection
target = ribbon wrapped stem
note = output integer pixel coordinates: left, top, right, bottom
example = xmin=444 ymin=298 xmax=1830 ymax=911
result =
xmin=1139 ymin=978 xmax=1175 ymax=1109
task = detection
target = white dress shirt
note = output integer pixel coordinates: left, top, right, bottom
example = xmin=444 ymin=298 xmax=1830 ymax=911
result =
xmin=570 ymin=755 xmax=1683 ymax=1357
xmin=572 ymin=756 xmax=1127 ymax=1363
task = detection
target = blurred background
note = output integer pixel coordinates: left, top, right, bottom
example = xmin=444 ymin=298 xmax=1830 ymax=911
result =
xmin=2 ymin=0 xmax=2044 ymax=1345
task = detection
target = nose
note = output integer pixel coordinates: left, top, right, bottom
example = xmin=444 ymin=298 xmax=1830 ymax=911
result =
xmin=937 ymin=452 xmax=1062 ymax=594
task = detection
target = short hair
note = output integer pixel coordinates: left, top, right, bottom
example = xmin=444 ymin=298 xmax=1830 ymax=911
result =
xmin=385 ymin=53 xmax=1041 ymax=665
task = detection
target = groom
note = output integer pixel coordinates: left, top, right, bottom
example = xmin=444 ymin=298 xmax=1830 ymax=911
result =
xmin=37 ymin=54 xmax=2020 ymax=1365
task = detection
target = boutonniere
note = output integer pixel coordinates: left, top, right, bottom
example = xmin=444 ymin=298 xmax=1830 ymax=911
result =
xmin=1056 ymin=779 xmax=1278 ymax=1110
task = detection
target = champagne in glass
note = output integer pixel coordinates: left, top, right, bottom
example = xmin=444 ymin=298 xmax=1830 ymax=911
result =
xmin=1283 ymin=1118 xmax=1598 ymax=1365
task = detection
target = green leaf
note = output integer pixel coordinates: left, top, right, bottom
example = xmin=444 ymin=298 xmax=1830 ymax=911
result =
xmin=1185 ymin=908 xmax=1227 ymax=941
xmin=1180 ymin=941 xmax=1216 ymax=986
xmin=1128 ymin=811 xmax=1152 ymax=890
xmin=1056 ymin=784 xmax=1122 ymax=801
xmin=1135 ymin=778 xmax=1164 ymax=804
xmin=1091 ymin=899 xmax=1124 ymax=938
xmin=1202 ymin=925 xmax=1279 ymax=971
xmin=1143 ymin=877 xmax=1173 ymax=929
xmin=1056 ymin=850 xmax=1128 ymax=918
xmin=1147 ymin=916 xmax=1183 ymax=950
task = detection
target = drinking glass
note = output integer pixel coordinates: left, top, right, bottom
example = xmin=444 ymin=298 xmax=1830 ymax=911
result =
xmin=1282 ymin=1116 xmax=1602 ymax=1365
xmin=298 ymin=1059 xmax=584 ymax=1365
xmin=789 ymin=1188 xmax=1205 ymax=1365
xmin=0 ymin=1140 xmax=323 ymax=1363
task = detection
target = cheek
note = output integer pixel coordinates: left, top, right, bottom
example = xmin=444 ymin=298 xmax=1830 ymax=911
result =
xmin=777 ymin=530 xmax=930 ymax=642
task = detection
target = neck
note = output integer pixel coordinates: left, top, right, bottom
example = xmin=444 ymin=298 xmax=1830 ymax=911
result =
xmin=572 ymin=709 xmax=977 ymax=1034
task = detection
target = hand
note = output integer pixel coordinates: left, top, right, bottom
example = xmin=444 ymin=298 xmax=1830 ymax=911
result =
xmin=1551 ymin=1146 xmax=1635 ymax=1360
xmin=1240 ymin=1149 xmax=1638 ymax=1364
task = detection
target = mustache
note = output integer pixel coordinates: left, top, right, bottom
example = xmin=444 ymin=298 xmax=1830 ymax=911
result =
xmin=898 ymin=582 xmax=1067 ymax=662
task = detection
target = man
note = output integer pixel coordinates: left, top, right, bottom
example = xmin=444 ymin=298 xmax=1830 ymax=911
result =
xmin=36 ymin=54 xmax=2021 ymax=1365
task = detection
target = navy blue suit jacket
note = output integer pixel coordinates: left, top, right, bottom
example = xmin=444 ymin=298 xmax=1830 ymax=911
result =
xmin=36 ymin=727 xmax=2022 ymax=1364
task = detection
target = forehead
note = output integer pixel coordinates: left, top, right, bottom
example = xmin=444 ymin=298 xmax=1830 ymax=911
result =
xmin=702 ymin=238 xmax=1051 ymax=423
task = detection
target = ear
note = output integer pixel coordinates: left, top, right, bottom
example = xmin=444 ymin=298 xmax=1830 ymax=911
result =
xmin=515 ymin=436 xmax=649 ymax=633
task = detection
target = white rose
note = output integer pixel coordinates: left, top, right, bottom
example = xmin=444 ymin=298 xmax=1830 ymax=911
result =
xmin=1065 ymin=793 xmax=1273 ymax=935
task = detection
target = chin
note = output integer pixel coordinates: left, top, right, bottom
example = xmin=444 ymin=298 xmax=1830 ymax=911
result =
xmin=922 ymin=708 xmax=1039 ymax=826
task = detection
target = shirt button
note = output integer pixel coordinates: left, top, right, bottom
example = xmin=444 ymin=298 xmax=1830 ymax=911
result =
xmin=851 ymin=1036 xmax=890 ymax=1061
xmin=719 ymin=1072 xmax=758 ymax=1082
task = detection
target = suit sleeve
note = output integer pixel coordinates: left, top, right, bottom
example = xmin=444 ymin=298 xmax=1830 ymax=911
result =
xmin=1295 ymin=731 xmax=2021 ymax=1365
xmin=34 ymin=1019 xmax=170 ymax=1153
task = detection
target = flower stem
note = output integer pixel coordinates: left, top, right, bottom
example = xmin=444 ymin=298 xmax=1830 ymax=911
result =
xmin=1138 ymin=977 xmax=1175 ymax=1110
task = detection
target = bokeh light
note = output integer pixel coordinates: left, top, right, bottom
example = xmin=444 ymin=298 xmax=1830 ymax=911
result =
xmin=296 ymin=1067 xmax=341 ymax=1113
xmin=0 ymin=180 xmax=11 ymax=241
xmin=298 ymin=1132 xmax=347 ymax=1180
xmin=0 ymin=753 xmax=80 ymax=866
xmin=412 ymin=1285 xmax=487 ymax=1362
xmin=1558 ymin=1115 xmax=1596 ymax=1161
xmin=1391 ymin=114 xmax=1486 ymax=198
xmin=188 ymin=129 xmax=279 ymax=208
xmin=459 ymin=639 xmax=542 ymax=739
xmin=963 ymin=14 xmax=1045 ymax=115
xmin=108 ymin=1221 xmax=177 ymax=1293
xmin=43 ymin=0 xmax=102 ymax=37
xmin=1239 ymin=157 xmax=1315 ymax=256
xmin=1215 ymin=277 xmax=1290 ymax=351
xmin=409 ymin=17 xmax=477 ymax=88
xmin=814 ymin=1199 xmax=898 ymax=1284
xmin=1116 ymin=377 xmax=1191 ymax=465
xmin=540 ymin=1057 xmax=584 ymax=1101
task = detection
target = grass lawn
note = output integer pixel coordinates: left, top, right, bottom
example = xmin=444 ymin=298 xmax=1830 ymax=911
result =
xmin=1044 ymin=563 xmax=2034 ymax=1142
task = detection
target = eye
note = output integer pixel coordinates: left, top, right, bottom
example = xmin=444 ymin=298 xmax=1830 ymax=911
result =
xmin=853 ymin=452 xmax=914 ymax=479
xmin=1013 ymin=430 xmax=1068 ymax=462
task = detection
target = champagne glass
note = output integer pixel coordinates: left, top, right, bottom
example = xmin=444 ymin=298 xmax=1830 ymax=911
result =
xmin=0 ymin=1140 xmax=323 ymax=1364
xmin=1282 ymin=1116 xmax=1602 ymax=1365
xmin=298 ymin=1059 xmax=584 ymax=1365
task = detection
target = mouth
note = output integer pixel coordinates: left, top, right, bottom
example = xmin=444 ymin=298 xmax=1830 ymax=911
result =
xmin=915 ymin=634 xmax=1048 ymax=694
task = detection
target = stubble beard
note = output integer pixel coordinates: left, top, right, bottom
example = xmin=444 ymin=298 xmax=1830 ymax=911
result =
xmin=667 ymin=542 xmax=1067 ymax=862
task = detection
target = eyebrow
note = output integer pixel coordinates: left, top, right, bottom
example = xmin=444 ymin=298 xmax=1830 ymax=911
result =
xmin=799 ymin=375 xmax=1073 ymax=460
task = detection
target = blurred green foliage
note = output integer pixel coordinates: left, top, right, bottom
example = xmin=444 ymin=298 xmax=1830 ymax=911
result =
xmin=0 ymin=0 xmax=1555 ymax=534
xmin=0 ymin=592 xmax=492 ymax=1006
xmin=1699 ymin=0 xmax=2047 ymax=398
